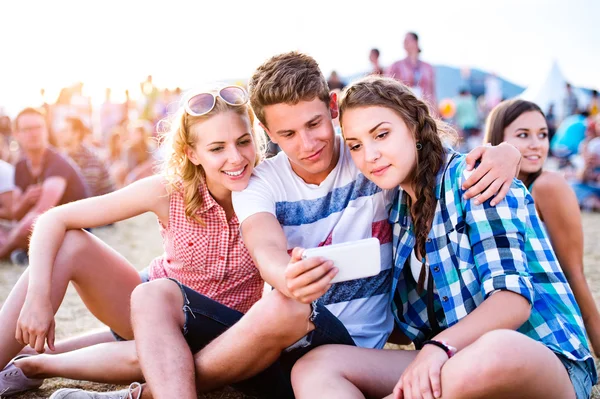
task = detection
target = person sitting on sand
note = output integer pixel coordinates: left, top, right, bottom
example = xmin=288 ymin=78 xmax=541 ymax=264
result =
xmin=0 ymin=84 xmax=266 ymax=397
xmin=484 ymin=99 xmax=600 ymax=358
xmin=290 ymin=76 xmax=596 ymax=399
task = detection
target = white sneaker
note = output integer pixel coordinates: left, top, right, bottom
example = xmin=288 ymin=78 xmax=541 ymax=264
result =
xmin=49 ymin=382 xmax=142 ymax=399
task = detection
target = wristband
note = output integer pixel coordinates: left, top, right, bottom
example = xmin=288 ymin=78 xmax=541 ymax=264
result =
xmin=422 ymin=339 xmax=457 ymax=358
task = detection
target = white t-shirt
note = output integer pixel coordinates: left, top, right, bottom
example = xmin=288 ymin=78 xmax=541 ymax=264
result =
xmin=0 ymin=160 xmax=15 ymax=194
xmin=233 ymin=137 xmax=395 ymax=349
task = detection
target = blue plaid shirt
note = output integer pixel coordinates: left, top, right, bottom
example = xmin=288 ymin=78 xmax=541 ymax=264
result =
xmin=390 ymin=151 xmax=596 ymax=380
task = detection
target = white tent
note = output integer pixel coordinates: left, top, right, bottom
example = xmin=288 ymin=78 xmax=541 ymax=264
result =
xmin=519 ymin=60 xmax=590 ymax=120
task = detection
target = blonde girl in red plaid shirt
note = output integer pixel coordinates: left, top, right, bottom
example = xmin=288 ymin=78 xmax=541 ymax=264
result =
xmin=0 ymin=85 xmax=266 ymax=397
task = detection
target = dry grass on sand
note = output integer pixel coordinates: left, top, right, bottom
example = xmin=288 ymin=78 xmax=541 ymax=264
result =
xmin=1 ymin=212 xmax=600 ymax=398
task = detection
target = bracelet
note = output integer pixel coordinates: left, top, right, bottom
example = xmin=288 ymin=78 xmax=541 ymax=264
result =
xmin=422 ymin=339 xmax=457 ymax=358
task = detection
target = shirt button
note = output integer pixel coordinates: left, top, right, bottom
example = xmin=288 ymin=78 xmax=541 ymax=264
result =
xmin=188 ymin=242 xmax=194 ymax=247
xmin=442 ymin=296 xmax=449 ymax=302
xmin=434 ymin=266 xmax=440 ymax=272
xmin=426 ymin=238 xmax=432 ymax=243
xmin=219 ymin=255 xmax=225 ymax=261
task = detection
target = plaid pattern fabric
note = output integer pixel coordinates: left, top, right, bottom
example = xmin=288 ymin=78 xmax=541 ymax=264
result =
xmin=148 ymin=182 xmax=263 ymax=313
xmin=390 ymin=151 xmax=595 ymax=376
xmin=67 ymin=144 xmax=116 ymax=197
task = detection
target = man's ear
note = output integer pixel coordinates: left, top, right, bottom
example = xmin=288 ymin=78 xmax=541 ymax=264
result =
xmin=329 ymin=91 xmax=339 ymax=120
xmin=259 ymin=122 xmax=277 ymax=145
xmin=184 ymin=145 xmax=201 ymax=166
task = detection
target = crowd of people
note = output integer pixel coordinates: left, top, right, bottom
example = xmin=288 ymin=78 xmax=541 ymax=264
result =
xmin=0 ymin=33 xmax=599 ymax=399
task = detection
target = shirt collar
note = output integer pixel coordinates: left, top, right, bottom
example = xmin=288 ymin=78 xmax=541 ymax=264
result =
xmin=196 ymin=181 xmax=239 ymax=224
xmin=198 ymin=181 xmax=218 ymax=214
xmin=389 ymin=148 xmax=455 ymax=226
xmin=434 ymin=148 xmax=456 ymax=200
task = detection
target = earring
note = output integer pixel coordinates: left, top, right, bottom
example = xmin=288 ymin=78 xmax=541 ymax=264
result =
xmin=416 ymin=142 xmax=423 ymax=150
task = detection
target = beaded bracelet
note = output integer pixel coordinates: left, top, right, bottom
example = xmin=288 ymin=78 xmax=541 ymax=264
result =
xmin=422 ymin=339 xmax=457 ymax=358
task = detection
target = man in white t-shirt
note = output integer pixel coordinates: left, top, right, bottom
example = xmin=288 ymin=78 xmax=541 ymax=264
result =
xmin=0 ymin=159 xmax=15 ymax=221
xmin=51 ymin=53 xmax=520 ymax=399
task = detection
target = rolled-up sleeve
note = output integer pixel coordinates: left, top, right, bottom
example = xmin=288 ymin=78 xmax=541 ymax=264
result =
xmin=460 ymin=170 xmax=535 ymax=306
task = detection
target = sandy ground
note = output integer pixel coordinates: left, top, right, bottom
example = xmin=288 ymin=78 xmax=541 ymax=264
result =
xmin=1 ymin=211 xmax=600 ymax=398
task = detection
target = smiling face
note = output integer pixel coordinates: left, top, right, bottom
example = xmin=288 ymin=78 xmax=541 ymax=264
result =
xmin=502 ymin=110 xmax=549 ymax=179
xmin=185 ymin=110 xmax=256 ymax=199
xmin=262 ymin=96 xmax=339 ymax=185
xmin=342 ymin=105 xmax=417 ymax=192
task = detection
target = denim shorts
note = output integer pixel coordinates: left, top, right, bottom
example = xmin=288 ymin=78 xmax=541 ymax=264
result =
xmin=556 ymin=354 xmax=595 ymax=399
xmin=169 ymin=278 xmax=355 ymax=399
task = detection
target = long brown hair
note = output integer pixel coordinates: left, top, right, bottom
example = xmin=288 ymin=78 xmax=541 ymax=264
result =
xmin=483 ymin=99 xmax=545 ymax=187
xmin=340 ymin=76 xmax=454 ymax=290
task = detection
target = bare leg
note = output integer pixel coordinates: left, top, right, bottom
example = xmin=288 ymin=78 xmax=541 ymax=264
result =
xmin=193 ymin=289 xmax=314 ymax=392
xmin=294 ymin=330 xmax=576 ymax=399
xmin=14 ymin=340 xmax=143 ymax=384
xmin=130 ymin=279 xmax=193 ymax=399
xmin=18 ymin=330 xmax=115 ymax=356
xmin=0 ymin=229 xmax=141 ymax=370
xmin=292 ymin=345 xmax=417 ymax=399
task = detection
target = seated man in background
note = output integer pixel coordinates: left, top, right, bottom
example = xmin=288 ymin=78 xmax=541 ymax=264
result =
xmin=56 ymin=116 xmax=116 ymax=197
xmin=0 ymin=108 xmax=89 ymax=262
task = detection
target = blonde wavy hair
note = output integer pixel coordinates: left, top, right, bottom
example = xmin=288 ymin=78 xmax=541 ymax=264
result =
xmin=159 ymin=88 xmax=265 ymax=224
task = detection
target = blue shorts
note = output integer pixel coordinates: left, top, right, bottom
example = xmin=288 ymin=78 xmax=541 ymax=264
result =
xmin=556 ymin=354 xmax=595 ymax=399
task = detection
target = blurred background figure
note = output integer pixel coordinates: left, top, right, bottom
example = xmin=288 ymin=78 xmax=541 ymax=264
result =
xmin=100 ymin=88 xmax=128 ymax=142
xmin=551 ymin=110 xmax=589 ymax=168
xmin=546 ymin=103 xmax=557 ymax=143
xmin=369 ymin=48 xmax=384 ymax=76
xmin=123 ymin=121 xmax=157 ymax=186
xmin=56 ymin=116 xmax=116 ymax=197
xmin=484 ymin=72 xmax=503 ymax=113
xmin=104 ymin=126 xmax=129 ymax=188
xmin=564 ymin=82 xmax=579 ymax=120
xmin=571 ymin=115 xmax=600 ymax=211
xmin=588 ymin=89 xmax=599 ymax=117
xmin=454 ymin=87 xmax=481 ymax=151
xmin=1 ymin=108 xmax=88 ymax=263
xmin=386 ymin=32 xmax=437 ymax=109
xmin=327 ymin=71 xmax=346 ymax=91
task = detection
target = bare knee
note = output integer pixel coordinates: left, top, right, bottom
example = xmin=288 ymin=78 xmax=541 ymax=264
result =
xmin=54 ymin=229 xmax=90 ymax=270
xmin=130 ymin=279 xmax=185 ymax=326
xmin=291 ymin=346 xmax=340 ymax=387
xmin=448 ymin=330 xmax=527 ymax=393
xmin=248 ymin=290 xmax=312 ymax=341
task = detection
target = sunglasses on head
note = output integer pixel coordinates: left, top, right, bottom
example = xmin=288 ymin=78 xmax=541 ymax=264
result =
xmin=184 ymin=86 xmax=249 ymax=117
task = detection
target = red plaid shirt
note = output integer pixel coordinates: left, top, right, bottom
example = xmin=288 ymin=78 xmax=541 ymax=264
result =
xmin=148 ymin=182 xmax=263 ymax=313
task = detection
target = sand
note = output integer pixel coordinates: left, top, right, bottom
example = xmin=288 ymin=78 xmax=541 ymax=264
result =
xmin=1 ymin=211 xmax=599 ymax=398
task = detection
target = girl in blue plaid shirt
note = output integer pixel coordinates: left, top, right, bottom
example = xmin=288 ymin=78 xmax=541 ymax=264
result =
xmin=291 ymin=77 xmax=597 ymax=399
xmin=484 ymin=99 xmax=600 ymax=358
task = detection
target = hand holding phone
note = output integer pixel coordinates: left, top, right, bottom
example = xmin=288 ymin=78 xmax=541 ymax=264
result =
xmin=284 ymin=247 xmax=337 ymax=304
xmin=302 ymin=237 xmax=381 ymax=283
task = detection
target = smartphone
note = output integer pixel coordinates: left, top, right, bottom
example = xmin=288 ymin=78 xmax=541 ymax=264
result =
xmin=302 ymin=237 xmax=381 ymax=283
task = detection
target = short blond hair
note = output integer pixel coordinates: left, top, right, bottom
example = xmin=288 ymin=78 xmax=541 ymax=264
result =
xmin=249 ymin=52 xmax=331 ymax=127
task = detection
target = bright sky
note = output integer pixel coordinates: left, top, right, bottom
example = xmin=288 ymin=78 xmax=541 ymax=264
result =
xmin=1 ymin=0 xmax=598 ymax=117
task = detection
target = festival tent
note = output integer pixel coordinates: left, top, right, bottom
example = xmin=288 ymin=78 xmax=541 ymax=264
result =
xmin=519 ymin=60 xmax=590 ymax=119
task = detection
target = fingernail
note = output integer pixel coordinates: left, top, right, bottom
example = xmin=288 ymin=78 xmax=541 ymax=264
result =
xmin=434 ymin=391 xmax=440 ymax=398
xmin=474 ymin=200 xmax=480 ymax=205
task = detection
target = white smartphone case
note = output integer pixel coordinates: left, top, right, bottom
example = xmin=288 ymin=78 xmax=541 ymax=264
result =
xmin=302 ymin=237 xmax=381 ymax=283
